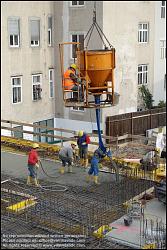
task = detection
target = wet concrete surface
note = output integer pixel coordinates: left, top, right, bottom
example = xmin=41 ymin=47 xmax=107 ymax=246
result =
xmin=1 ymin=151 xmax=117 ymax=187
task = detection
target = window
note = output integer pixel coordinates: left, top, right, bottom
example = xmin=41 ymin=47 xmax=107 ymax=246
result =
xmin=13 ymin=125 xmax=23 ymax=138
xmin=138 ymin=64 xmax=148 ymax=85
xmin=11 ymin=76 xmax=22 ymax=103
xmin=160 ymin=40 xmax=166 ymax=59
xmin=137 ymin=107 xmax=143 ymax=112
xmin=48 ymin=16 xmax=52 ymax=46
xmin=49 ymin=69 xmax=54 ymax=98
xmin=71 ymin=34 xmax=84 ymax=58
xmin=8 ymin=18 xmax=20 ymax=47
xmin=30 ymin=19 xmax=40 ymax=46
xmin=33 ymin=119 xmax=54 ymax=143
xmin=32 ymin=74 xmax=42 ymax=101
xmin=161 ymin=1 xmax=166 ymax=18
xmin=138 ymin=23 xmax=149 ymax=43
xmin=71 ymin=1 xmax=85 ymax=6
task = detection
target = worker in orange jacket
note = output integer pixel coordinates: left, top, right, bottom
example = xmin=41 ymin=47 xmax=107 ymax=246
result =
xmin=63 ymin=64 xmax=84 ymax=101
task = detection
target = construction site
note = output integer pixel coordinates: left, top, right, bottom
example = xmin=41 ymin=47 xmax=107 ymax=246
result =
xmin=1 ymin=1 xmax=166 ymax=249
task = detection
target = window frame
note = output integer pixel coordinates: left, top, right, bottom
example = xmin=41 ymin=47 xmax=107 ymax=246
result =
xmin=8 ymin=18 xmax=20 ymax=48
xmin=48 ymin=16 xmax=53 ymax=46
xmin=33 ymin=118 xmax=54 ymax=143
xmin=138 ymin=64 xmax=148 ymax=85
xmin=138 ymin=22 xmax=149 ymax=44
xmin=160 ymin=40 xmax=166 ymax=59
xmin=161 ymin=1 xmax=166 ymax=18
xmin=32 ymin=74 xmax=42 ymax=101
xmin=70 ymin=33 xmax=85 ymax=59
xmin=30 ymin=18 xmax=40 ymax=47
xmin=11 ymin=76 xmax=22 ymax=104
xmin=49 ymin=69 xmax=54 ymax=98
xmin=70 ymin=1 xmax=85 ymax=7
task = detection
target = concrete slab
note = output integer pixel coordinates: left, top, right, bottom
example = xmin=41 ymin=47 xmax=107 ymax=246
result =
xmin=106 ymin=198 xmax=166 ymax=248
xmin=1 ymin=151 xmax=117 ymax=187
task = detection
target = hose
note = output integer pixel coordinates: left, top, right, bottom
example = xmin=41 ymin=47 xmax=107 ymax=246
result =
xmin=38 ymin=160 xmax=68 ymax=192
xmin=6 ymin=160 xmax=68 ymax=192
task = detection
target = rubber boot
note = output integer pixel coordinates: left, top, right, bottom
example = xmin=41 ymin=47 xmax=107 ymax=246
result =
xmin=27 ymin=176 xmax=31 ymax=185
xmin=80 ymin=158 xmax=84 ymax=166
xmin=68 ymin=165 xmax=72 ymax=173
xmin=33 ymin=178 xmax=41 ymax=187
xmin=84 ymin=159 xmax=88 ymax=168
xmin=94 ymin=176 xmax=100 ymax=185
xmin=59 ymin=167 xmax=65 ymax=174
xmin=86 ymin=175 xmax=92 ymax=183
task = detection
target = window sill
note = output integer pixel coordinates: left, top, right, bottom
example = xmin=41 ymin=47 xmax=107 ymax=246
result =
xmin=70 ymin=5 xmax=85 ymax=8
xmin=9 ymin=45 xmax=20 ymax=48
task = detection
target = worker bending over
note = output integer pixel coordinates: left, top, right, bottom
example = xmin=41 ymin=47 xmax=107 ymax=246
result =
xmin=59 ymin=141 xmax=77 ymax=174
xmin=64 ymin=64 xmax=84 ymax=102
xmin=77 ymin=130 xmax=90 ymax=168
xmin=27 ymin=143 xmax=40 ymax=187
xmin=87 ymin=148 xmax=106 ymax=185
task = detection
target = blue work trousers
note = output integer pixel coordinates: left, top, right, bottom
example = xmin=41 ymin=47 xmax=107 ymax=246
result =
xmin=28 ymin=164 xmax=37 ymax=178
xmin=88 ymin=165 xmax=99 ymax=176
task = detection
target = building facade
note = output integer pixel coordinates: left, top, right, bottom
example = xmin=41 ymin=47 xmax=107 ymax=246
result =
xmin=1 ymin=1 xmax=166 ymax=141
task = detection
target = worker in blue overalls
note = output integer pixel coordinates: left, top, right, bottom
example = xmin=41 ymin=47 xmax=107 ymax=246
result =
xmin=87 ymin=148 xmax=104 ymax=184
xmin=87 ymin=147 xmax=112 ymax=184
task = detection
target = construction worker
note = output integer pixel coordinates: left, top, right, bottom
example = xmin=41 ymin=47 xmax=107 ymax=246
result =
xmin=63 ymin=64 xmax=84 ymax=101
xmin=87 ymin=150 xmax=100 ymax=185
xmin=156 ymin=127 xmax=166 ymax=157
xmin=59 ymin=141 xmax=77 ymax=174
xmin=27 ymin=143 xmax=40 ymax=187
xmin=140 ymin=148 xmax=158 ymax=171
xmin=77 ymin=130 xmax=90 ymax=168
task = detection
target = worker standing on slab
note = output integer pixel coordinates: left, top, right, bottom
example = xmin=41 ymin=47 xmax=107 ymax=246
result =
xmin=156 ymin=127 xmax=166 ymax=157
xmin=27 ymin=143 xmax=40 ymax=187
xmin=64 ymin=64 xmax=84 ymax=101
xmin=77 ymin=130 xmax=90 ymax=168
xmin=59 ymin=141 xmax=77 ymax=174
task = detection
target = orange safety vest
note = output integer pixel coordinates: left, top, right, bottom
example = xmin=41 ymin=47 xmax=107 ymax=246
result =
xmin=63 ymin=68 xmax=75 ymax=90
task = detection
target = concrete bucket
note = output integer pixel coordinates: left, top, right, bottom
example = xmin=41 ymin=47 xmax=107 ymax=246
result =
xmin=77 ymin=48 xmax=115 ymax=92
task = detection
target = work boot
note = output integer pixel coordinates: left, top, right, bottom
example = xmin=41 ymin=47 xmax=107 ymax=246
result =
xmin=68 ymin=165 xmax=73 ymax=173
xmin=104 ymin=94 xmax=112 ymax=102
xmin=80 ymin=159 xmax=84 ymax=166
xmin=27 ymin=176 xmax=32 ymax=185
xmin=84 ymin=159 xmax=89 ymax=168
xmin=33 ymin=178 xmax=41 ymax=187
xmin=86 ymin=175 xmax=93 ymax=183
xmin=59 ymin=167 xmax=65 ymax=174
xmin=94 ymin=176 xmax=100 ymax=185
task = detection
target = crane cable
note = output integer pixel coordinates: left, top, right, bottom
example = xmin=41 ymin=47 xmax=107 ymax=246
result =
xmin=84 ymin=1 xmax=114 ymax=49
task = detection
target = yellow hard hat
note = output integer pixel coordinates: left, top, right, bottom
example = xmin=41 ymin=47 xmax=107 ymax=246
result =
xmin=70 ymin=64 xmax=78 ymax=70
xmin=32 ymin=143 xmax=39 ymax=149
xmin=70 ymin=141 xmax=77 ymax=146
xmin=78 ymin=130 xmax=84 ymax=137
xmin=155 ymin=148 xmax=160 ymax=153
